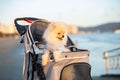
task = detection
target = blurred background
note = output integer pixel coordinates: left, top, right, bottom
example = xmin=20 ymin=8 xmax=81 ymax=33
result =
xmin=0 ymin=0 xmax=120 ymax=80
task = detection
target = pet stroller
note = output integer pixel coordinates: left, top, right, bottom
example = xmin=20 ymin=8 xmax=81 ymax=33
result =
xmin=14 ymin=17 xmax=92 ymax=80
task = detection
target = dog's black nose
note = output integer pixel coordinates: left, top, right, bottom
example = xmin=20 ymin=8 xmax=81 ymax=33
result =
xmin=62 ymin=35 xmax=64 ymax=38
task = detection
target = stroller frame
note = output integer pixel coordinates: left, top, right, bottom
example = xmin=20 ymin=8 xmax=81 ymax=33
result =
xmin=14 ymin=17 xmax=92 ymax=80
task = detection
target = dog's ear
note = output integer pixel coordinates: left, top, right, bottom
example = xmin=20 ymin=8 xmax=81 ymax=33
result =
xmin=50 ymin=23 xmax=56 ymax=32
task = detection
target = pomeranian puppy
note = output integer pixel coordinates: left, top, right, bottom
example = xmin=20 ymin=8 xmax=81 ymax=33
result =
xmin=42 ymin=22 xmax=69 ymax=66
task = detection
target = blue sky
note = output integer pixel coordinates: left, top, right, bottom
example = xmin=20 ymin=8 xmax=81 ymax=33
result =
xmin=0 ymin=0 xmax=120 ymax=27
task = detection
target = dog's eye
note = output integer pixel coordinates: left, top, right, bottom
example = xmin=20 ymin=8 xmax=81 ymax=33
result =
xmin=58 ymin=33 xmax=60 ymax=35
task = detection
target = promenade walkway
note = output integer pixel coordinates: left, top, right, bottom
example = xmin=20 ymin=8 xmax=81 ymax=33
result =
xmin=92 ymin=76 xmax=120 ymax=80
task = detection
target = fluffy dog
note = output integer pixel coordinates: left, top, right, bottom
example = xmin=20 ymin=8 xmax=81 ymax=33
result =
xmin=42 ymin=22 xmax=69 ymax=66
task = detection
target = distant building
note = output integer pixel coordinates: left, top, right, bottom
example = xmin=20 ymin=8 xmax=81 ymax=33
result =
xmin=0 ymin=23 xmax=79 ymax=35
xmin=0 ymin=23 xmax=18 ymax=34
xmin=68 ymin=25 xmax=78 ymax=34
xmin=115 ymin=29 xmax=120 ymax=34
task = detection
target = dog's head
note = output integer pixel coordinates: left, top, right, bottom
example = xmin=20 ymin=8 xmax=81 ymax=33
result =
xmin=43 ymin=22 xmax=68 ymax=46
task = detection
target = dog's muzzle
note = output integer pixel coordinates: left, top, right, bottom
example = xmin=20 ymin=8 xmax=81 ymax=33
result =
xmin=57 ymin=36 xmax=63 ymax=40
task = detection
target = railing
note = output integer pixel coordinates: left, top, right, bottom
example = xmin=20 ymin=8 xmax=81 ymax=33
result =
xmin=103 ymin=47 xmax=120 ymax=75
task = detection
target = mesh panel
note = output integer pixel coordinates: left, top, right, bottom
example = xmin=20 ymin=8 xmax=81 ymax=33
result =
xmin=30 ymin=20 xmax=50 ymax=43
xmin=60 ymin=63 xmax=92 ymax=80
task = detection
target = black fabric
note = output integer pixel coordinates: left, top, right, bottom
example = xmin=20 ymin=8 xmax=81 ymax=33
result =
xmin=60 ymin=63 xmax=92 ymax=80
xmin=26 ymin=52 xmax=46 ymax=80
xmin=74 ymin=63 xmax=92 ymax=80
xmin=27 ymin=53 xmax=31 ymax=80
xmin=30 ymin=20 xmax=50 ymax=43
xmin=36 ymin=63 xmax=46 ymax=80
xmin=14 ymin=17 xmax=40 ymax=36
xmin=66 ymin=36 xmax=74 ymax=46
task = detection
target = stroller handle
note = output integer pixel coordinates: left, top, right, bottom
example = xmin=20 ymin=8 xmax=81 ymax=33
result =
xmin=14 ymin=17 xmax=40 ymax=35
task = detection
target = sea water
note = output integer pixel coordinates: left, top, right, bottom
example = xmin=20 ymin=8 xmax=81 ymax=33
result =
xmin=69 ymin=33 xmax=120 ymax=76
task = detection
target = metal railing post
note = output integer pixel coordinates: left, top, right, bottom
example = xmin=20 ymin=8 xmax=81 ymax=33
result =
xmin=104 ymin=52 xmax=109 ymax=75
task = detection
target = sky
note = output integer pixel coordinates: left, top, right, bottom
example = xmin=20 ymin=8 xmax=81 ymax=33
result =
xmin=0 ymin=0 xmax=120 ymax=27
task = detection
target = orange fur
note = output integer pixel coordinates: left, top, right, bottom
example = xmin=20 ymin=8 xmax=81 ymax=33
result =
xmin=42 ymin=22 xmax=69 ymax=66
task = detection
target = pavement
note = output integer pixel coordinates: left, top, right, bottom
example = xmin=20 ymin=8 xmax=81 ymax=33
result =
xmin=92 ymin=76 xmax=120 ymax=80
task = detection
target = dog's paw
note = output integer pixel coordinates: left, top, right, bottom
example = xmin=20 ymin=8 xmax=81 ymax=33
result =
xmin=42 ymin=53 xmax=49 ymax=66
xmin=53 ymin=51 xmax=61 ymax=62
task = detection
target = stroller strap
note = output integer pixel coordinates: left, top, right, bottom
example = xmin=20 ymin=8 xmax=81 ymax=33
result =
xmin=28 ymin=52 xmax=46 ymax=80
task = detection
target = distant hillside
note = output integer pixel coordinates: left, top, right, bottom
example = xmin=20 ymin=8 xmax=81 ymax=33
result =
xmin=79 ymin=22 xmax=120 ymax=33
